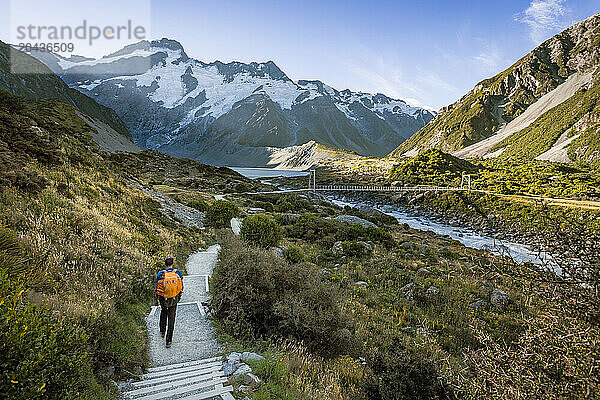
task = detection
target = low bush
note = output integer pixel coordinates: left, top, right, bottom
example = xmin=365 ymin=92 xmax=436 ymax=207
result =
xmin=288 ymin=214 xmax=394 ymax=248
xmin=188 ymin=199 xmax=208 ymax=212
xmin=211 ymin=233 xmax=350 ymax=356
xmin=362 ymin=338 xmax=450 ymax=400
xmin=0 ymin=278 xmax=93 ymax=400
xmin=206 ymin=200 xmax=240 ymax=228
xmin=341 ymin=240 xmax=371 ymax=257
xmin=274 ymin=195 xmax=313 ymax=213
xmin=283 ymin=245 xmax=305 ymax=264
xmin=255 ymin=201 xmax=274 ymax=212
xmin=241 ymin=215 xmax=282 ymax=248
xmin=0 ymin=228 xmax=99 ymax=399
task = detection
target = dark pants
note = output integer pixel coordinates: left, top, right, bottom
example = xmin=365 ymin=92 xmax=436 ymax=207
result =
xmin=158 ymin=297 xmax=177 ymax=343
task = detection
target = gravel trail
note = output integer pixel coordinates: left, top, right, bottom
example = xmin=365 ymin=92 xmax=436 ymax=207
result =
xmin=146 ymin=246 xmax=221 ymax=368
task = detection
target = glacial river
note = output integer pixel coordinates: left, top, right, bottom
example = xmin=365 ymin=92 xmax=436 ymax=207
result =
xmin=330 ymin=196 xmax=550 ymax=265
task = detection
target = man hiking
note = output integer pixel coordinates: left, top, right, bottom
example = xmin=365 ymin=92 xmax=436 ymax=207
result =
xmin=154 ymin=257 xmax=184 ymax=348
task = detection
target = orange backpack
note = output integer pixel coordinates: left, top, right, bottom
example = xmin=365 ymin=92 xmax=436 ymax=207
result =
xmin=156 ymin=269 xmax=183 ymax=299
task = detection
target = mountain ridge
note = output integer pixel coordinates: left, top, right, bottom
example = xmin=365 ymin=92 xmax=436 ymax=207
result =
xmin=27 ymin=38 xmax=434 ymax=166
xmin=0 ymin=40 xmax=135 ymax=144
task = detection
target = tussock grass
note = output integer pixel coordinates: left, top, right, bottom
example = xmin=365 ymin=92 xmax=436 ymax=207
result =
xmin=0 ymin=90 xmax=208 ymax=398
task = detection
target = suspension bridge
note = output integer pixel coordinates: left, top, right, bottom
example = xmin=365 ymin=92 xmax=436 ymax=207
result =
xmin=306 ymin=170 xmax=473 ymax=192
xmin=235 ymin=170 xmax=476 ymax=195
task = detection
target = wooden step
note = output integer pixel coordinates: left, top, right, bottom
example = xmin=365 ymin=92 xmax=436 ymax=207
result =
xmin=132 ymin=365 xmax=222 ymax=389
xmin=129 ymin=377 xmax=228 ymax=400
xmin=177 ymin=383 xmax=233 ymax=400
xmin=147 ymin=356 xmax=221 ymax=374
xmin=143 ymin=360 xmax=222 ymax=380
xmin=125 ymin=372 xmax=224 ymax=399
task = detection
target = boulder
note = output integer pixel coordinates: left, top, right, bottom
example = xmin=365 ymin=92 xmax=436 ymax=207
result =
xmin=232 ymin=363 xmax=252 ymax=377
xmin=400 ymin=283 xmax=415 ymax=300
xmin=318 ymin=269 xmax=332 ymax=279
xmin=490 ymin=289 xmax=511 ymax=309
xmin=280 ymin=213 xmax=300 ymax=224
xmin=222 ymin=362 xmax=237 ymax=376
xmin=241 ymin=352 xmax=264 ymax=362
xmin=243 ymin=373 xmax=261 ymax=385
xmin=334 ymin=215 xmax=377 ymax=228
xmin=271 ymin=247 xmax=284 ymax=258
xmin=355 ymin=281 xmax=369 ymax=289
xmin=358 ymin=205 xmax=387 ymax=218
xmin=227 ymin=352 xmax=242 ymax=363
xmin=247 ymin=207 xmax=265 ymax=214
xmin=332 ymin=241 xmax=344 ymax=255
xmin=400 ymin=241 xmax=416 ymax=250
xmin=417 ymin=267 xmax=431 ymax=275
xmin=358 ymin=241 xmax=373 ymax=251
xmin=230 ymin=217 xmax=242 ymax=235
xmin=478 ymin=281 xmax=495 ymax=297
xmin=469 ymin=299 xmax=488 ymax=311
xmin=426 ymin=286 xmax=440 ymax=298
xmin=118 ymin=379 xmax=134 ymax=391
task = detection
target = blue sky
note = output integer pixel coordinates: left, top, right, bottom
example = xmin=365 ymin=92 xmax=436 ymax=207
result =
xmin=1 ymin=0 xmax=599 ymax=109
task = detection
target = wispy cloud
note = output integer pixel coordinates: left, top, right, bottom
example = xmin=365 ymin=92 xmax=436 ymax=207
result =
xmin=415 ymin=67 xmax=457 ymax=93
xmin=515 ymin=0 xmax=571 ymax=44
xmin=471 ymin=42 xmax=507 ymax=76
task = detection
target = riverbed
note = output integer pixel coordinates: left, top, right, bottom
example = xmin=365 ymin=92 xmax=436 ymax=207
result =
xmin=329 ymin=195 xmax=551 ymax=265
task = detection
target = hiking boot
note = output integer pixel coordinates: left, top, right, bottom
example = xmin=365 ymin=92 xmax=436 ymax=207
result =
xmin=166 ymin=341 xmax=172 ymax=348
xmin=160 ymin=331 xmax=165 ymax=338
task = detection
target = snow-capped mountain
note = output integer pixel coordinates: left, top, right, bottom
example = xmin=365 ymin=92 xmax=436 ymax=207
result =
xmin=30 ymin=38 xmax=434 ymax=166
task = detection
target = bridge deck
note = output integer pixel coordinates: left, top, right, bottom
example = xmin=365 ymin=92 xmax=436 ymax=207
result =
xmin=313 ymin=185 xmax=466 ymax=192
xmin=240 ymin=186 xmax=470 ymax=195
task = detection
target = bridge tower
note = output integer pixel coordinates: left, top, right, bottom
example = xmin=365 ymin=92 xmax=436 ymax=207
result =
xmin=308 ymin=169 xmax=317 ymax=192
xmin=460 ymin=173 xmax=472 ymax=190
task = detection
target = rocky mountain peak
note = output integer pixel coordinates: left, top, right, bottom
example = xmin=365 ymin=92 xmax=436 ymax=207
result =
xmin=390 ymin=13 xmax=600 ymax=163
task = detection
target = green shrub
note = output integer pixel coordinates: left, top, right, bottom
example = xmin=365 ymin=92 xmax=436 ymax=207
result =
xmin=341 ymin=240 xmax=371 ymax=257
xmin=206 ymin=200 xmax=240 ymax=228
xmin=283 ymin=245 xmax=305 ymax=264
xmin=255 ymin=201 xmax=274 ymax=212
xmin=274 ymin=195 xmax=313 ymax=213
xmin=0 ymin=276 xmax=92 ymax=400
xmin=289 ymin=214 xmax=394 ymax=248
xmin=244 ymin=354 xmax=296 ymax=400
xmin=362 ymin=338 xmax=449 ymax=400
xmin=235 ymin=182 xmax=250 ymax=192
xmin=288 ymin=214 xmax=338 ymax=243
xmin=188 ymin=199 xmax=208 ymax=212
xmin=241 ymin=215 xmax=282 ymax=248
xmin=211 ymin=234 xmax=350 ymax=356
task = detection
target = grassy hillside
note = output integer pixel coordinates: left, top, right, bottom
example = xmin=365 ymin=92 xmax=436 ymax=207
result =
xmin=0 ymin=41 xmax=132 ymax=142
xmin=387 ymin=149 xmax=600 ymax=199
xmin=390 ymin=14 xmax=600 ymax=158
xmin=490 ymin=71 xmax=600 ymax=163
xmin=0 ymin=89 xmax=257 ymax=398
xmin=388 ymin=149 xmax=481 ymax=186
